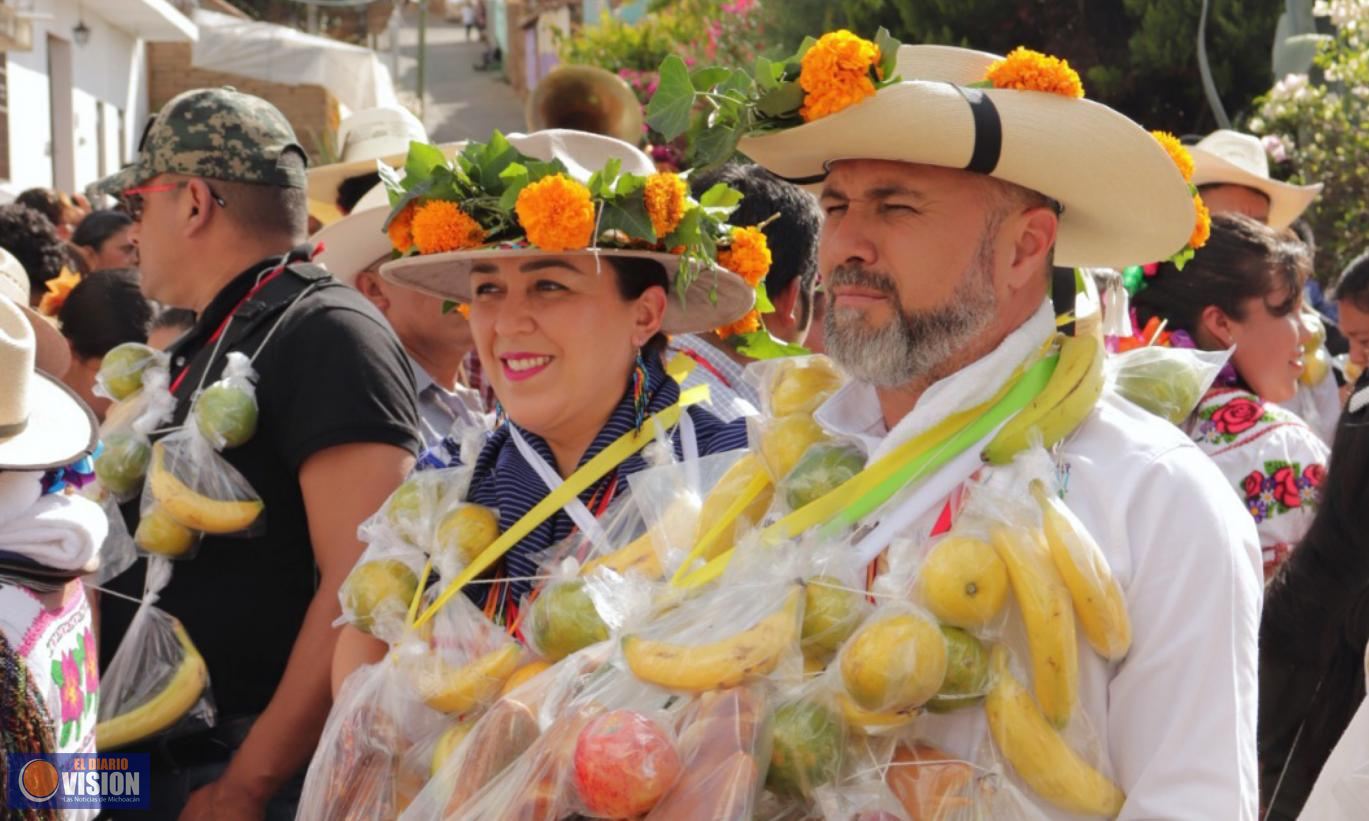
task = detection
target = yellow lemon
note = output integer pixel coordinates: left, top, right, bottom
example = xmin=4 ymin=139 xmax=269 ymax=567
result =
xmin=919 ymin=535 xmax=1010 ymax=629
xmin=769 ymin=358 xmax=843 ymax=417
xmin=840 ymin=612 xmax=947 ymax=713
xmin=134 ymin=507 xmax=196 ymax=557
xmin=760 ymin=415 xmax=828 ymax=481
xmin=436 ymin=504 xmax=501 ymax=565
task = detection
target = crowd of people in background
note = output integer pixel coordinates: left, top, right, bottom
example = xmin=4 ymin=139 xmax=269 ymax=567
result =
xmin=1 ymin=47 xmax=1368 ymax=820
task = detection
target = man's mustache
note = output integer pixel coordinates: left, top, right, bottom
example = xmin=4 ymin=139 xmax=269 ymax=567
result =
xmin=824 ymin=264 xmax=899 ymax=298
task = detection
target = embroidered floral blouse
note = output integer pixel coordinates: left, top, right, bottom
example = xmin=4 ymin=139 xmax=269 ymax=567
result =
xmin=1187 ymin=386 xmax=1330 ymax=579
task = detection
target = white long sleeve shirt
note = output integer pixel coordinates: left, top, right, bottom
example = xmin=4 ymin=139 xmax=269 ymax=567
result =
xmin=816 ymin=303 xmax=1263 ymax=819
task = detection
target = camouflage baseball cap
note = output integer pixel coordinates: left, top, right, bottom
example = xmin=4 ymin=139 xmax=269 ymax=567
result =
xmin=97 ymin=87 xmax=307 ymax=195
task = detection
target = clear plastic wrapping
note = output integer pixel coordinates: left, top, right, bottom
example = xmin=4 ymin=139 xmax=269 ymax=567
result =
xmin=96 ymin=557 xmax=214 ymax=750
xmin=190 ymin=352 xmax=259 ymax=450
xmin=135 ymin=427 xmax=263 ymax=559
xmin=93 ymin=366 xmax=175 ymax=502
xmin=1108 ymin=345 xmax=1230 ymax=426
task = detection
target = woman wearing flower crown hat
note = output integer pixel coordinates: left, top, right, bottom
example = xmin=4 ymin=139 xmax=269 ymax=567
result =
xmin=651 ymin=31 xmax=1263 ymax=817
xmin=331 ymin=130 xmax=759 ymax=676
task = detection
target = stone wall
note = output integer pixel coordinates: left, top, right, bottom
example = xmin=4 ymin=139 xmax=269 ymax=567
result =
xmin=146 ymin=42 xmax=341 ymax=163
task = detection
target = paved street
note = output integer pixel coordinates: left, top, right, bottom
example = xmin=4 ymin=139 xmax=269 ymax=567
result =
xmin=389 ymin=6 xmax=525 ymax=144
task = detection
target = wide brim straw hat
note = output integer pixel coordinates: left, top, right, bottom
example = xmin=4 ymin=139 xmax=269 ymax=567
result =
xmin=1189 ymin=129 xmax=1322 ymax=230
xmin=0 ymin=248 xmax=72 ymax=378
xmin=0 ymin=295 xmax=96 ymax=471
xmin=379 ymin=129 xmax=755 ymax=335
xmin=739 ymin=44 xmax=1197 ymax=268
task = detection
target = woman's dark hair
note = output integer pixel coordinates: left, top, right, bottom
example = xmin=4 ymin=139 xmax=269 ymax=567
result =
xmin=1332 ymin=250 xmax=1369 ymax=312
xmin=610 ymin=255 xmax=670 ymax=360
xmin=57 ymin=269 xmax=153 ymax=360
xmin=336 ymin=171 xmax=382 ymax=215
xmin=0 ymin=203 xmax=66 ymax=294
xmin=1259 ymin=374 xmax=1369 ymax=816
xmin=15 ymin=187 xmax=69 ymax=227
xmin=1133 ymin=213 xmax=1309 ymax=344
xmin=70 ymin=209 xmax=132 ymax=252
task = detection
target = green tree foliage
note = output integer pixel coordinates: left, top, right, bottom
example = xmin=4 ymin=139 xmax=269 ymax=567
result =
xmin=759 ymin=0 xmax=1283 ymax=134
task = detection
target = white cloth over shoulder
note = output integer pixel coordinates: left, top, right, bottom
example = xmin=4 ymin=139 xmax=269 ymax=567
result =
xmin=0 ymin=472 xmax=106 ymax=573
xmin=816 ymin=301 xmax=1263 ymax=820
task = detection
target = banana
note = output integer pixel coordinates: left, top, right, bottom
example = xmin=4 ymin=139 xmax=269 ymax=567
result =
xmin=148 ymin=442 xmax=263 ymax=533
xmin=1033 ymin=482 xmax=1132 ymax=661
xmin=97 ymin=619 xmax=208 ymax=750
xmin=623 ymin=585 xmax=801 ymax=691
xmin=836 ymin=691 xmax=919 ymax=735
xmin=414 ymin=644 xmax=522 ymax=715
xmin=990 ymin=525 xmax=1078 ymax=728
xmin=984 ymin=333 xmax=1104 ymax=465
xmin=580 ymin=495 xmax=701 ymax=580
xmin=985 ymin=647 xmax=1125 ymax=816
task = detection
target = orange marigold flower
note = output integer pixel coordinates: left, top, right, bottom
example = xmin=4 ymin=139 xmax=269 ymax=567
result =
xmin=714 ymin=309 xmax=761 ymax=340
xmin=984 ymin=47 xmax=1084 ymax=98
xmin=455 ymin=303 xmax=471 ymax=319
xmin=387 ymin=201 xmax=418 ymax=252
xmin=411 ymin=200 xmax=486 ymax=255
xmin=717 ymin=226 xmax=772 ymax=286
xmin=38 ymin=267 xmax=81 ymax=317
xmin=1190 ymin=193 xmax=1211 ymax=250
xmin=644 ymin=172 xmax=688 ymax=238
xmin=1151 ymin=130 xmax=1194 ymax=182
xmin=799 ymin=30 xmax=881 ymax=122
xmin=515 ymin=174 xmax=596 ymax=252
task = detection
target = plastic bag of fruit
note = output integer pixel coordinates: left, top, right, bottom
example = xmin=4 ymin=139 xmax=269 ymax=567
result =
xmin=1108 ymin=345 xmax=1230 ymax=426
xmin=85 ymin=494 xmax=138 ymax=586
xmin=337 ymin=533 xmax=428 ymax=645
xmin=525 ymin=553 xmax=652 ymax=665
xmin=402 ymin=642 xmax=612 ymax=819
xmin=826 ymin=601 xmax=948 ymax=733
xmin=359 ymin=466 xmax=481 ymax=557
xmin=298 ymin=653 xmax=446 ymax=819
xmin=93 ymin=341 xmax=167 ymax=404
xmin=394 ymin=588 xmax=524 ymax=718
xmin=133 ymin=426 xmax=263 ymax=560
xmin=758 ymin=676 xmax=852 ymax=806
xmin=744 ymin=354 xmax=847 ymax=420
xmin=190 ymin=352 xmax=259 ymax=451
xmin=93 ymin=365 xmax=175 ymax=502
xmin=795 ymin=542 xmax=873 ymax=673
xmin=777 ymin=438 xmax=868 ymax=515
xmin=96 ymin=557 xmax=215 ymax=751
xmin=648 ymin=685 xmax=774 ymax=820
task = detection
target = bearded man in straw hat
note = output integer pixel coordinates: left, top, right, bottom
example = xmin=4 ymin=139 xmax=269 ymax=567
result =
xmin=679 ymin=36 xmax=1262 ymax=817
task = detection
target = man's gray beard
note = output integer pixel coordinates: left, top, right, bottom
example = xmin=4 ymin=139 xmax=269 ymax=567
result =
xmin=823 ymin=234 xmax=998 ymax=388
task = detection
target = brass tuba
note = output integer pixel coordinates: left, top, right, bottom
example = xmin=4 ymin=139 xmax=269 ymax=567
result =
xmin=526 ymin=65 xmax=645 ymax=145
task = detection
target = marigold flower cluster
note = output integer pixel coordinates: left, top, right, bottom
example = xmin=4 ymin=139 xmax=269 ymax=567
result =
xmin=984 ymin=47 xmax=1084 ymax=98
xmin=644 ymin=172 xmax=688 ymax=238
xmin=1151 ymin=130 xmax=1195 ymax=183
xmin=714 ymin=309 xmax=761 ymax=340
xmin=515 ymin=174 xmax=596 ymax=252
xmin=1190 ymin=194 xmax=1211 ymax=250
xmin=411 ymin=200 xmax=487 ymax=255
xmin=717 ymin=226 xmax=772 ymax=286
xmin=798 ymin=30 xmax=881 ymax=123
xmin=387 ymin=201 xmax=417 ymax=252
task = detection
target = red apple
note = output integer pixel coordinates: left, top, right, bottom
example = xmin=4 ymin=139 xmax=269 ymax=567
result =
xmin=573 ymin=709 xmax=682 ymax=817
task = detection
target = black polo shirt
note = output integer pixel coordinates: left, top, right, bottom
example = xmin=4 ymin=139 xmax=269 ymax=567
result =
xmin=100 ymin=250 xmax=421 ymax=721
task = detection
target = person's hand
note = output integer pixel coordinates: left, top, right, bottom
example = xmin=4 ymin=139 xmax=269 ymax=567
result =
xmin=179 ymin=774 xmax=267 ymax=821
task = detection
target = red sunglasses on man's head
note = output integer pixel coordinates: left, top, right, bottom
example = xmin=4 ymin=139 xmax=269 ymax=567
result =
xmin=120 ymin=180 xmax=226 ymax=221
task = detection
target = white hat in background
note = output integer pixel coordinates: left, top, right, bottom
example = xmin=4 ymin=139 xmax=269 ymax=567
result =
xmin=1189 ymin=129 xmax=1322 ymax=230
xmin=0 ymin=295 xmax=96 ymax=471
xmin=0 ymin=248 xmax=72 ymax=378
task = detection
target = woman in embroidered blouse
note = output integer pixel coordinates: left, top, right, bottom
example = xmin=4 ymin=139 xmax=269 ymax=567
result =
xmin=332 ymin=131 xmax=757 ymax=684
xmin=1133 ymin=213 xmax=1329 ymax=579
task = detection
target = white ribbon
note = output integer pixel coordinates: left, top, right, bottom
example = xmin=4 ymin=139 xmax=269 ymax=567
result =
xmin=509 ymin=427 xmax=613 ymax=555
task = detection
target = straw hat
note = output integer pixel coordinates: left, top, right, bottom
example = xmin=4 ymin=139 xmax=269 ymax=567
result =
xmin=1189 ymin=129 xmax=1322 ymax=230
xmin=379 ymin=130 xmax=756 ymax=335
xmin=0 ymin=249 xmax=72 ymax=378
xmin=308 ymin=107 xmax=430 ymax=226
xmin=0 ymin=296 xmax=96 ymax=471
xmin=738 ymin=44 xmax=1197 ymax=268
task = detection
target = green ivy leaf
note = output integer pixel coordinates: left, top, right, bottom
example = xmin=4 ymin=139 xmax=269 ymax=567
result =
xmin=688 ymin=122 xmax=742 ymax=172
xmin=753 ymin=281 xmax=775 ymax=313
xmin=699 ymin=182 xmax=744 ymax=209
xmin=647 ymin=55 xmax=696 ymax=141
xmin=599 ymin=198 xmax=656 ymax=243
xmin=615 ymin=173 xmax=646 ymax=197
xmin=753 ymin=55 xmax=784 ymax=91
xmin=690 ymin=66 xmax=731 ymax=91
xmin=795 ymin=36 xmax=818 ymax=62
xmin=498 ymin=162 xmax=530 ymax=211
xmin=442 ymin=300 xmax=460 ymax=314
xmin=666 ymin=207 xmax=704 ymax=252
xmin=404 ymin=140 xmax=448 ymax=181
xmin=716 ymin=69 xmax=755 ymax=99
xmin=735 ymin=329 xmax=809 ymax=360
xmin=377 ymin=161 xmax=406 ymax=204
xmin=756 ymin=81 xmax=804 ymax=118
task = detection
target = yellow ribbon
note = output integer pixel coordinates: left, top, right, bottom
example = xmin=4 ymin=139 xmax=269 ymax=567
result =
xmin=413 ymin=385 xmax=710 ymax=628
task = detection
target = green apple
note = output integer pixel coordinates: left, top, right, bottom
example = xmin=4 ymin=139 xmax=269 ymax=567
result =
xmin=194 ymin=383 xmax=258 ymax=448
xmin=527 ymin=579 xmax=608 ymax=661
xmin=766 ymin=701 xmax=845 ymax=798
xmin=341 ymin=559 xmax=419 ymax=635
xmin=94 ymin=432 xmax=152 ymax=497
xmin=926 ymin=626 xmax=990 ymax=713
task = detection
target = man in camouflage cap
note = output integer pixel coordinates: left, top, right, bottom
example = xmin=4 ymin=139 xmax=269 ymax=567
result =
xmin=96 ymin=88 xmax=422 ymax=820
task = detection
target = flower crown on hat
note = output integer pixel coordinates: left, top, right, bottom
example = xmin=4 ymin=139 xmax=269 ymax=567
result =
xmin=1120 ymin=131 xmax=1212 ymax=296
xmin=646 ymin=30 xmax=1094 ymax=168
xmin=380 ymin=132 xmax=772 ymax=323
